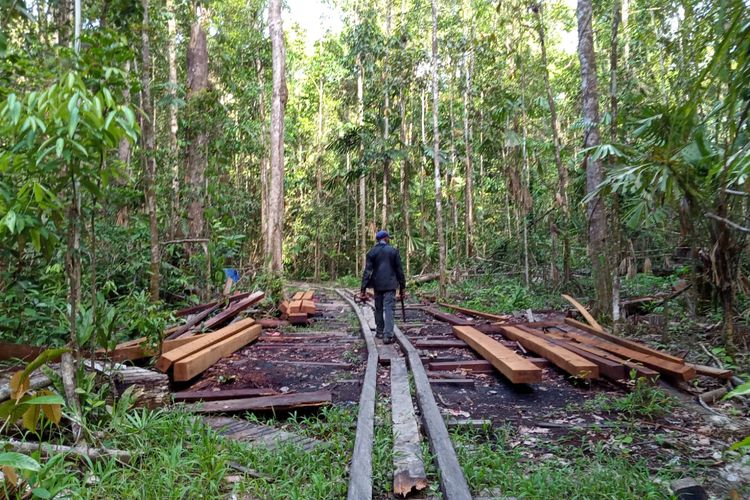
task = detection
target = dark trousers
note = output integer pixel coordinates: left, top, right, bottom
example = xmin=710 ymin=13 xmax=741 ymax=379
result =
xmin=374 ymin=290 xmax=396 ymax=339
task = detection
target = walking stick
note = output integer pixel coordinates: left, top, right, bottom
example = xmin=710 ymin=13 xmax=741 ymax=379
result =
xmin=400 ymin=287 xmax=406 ymax=322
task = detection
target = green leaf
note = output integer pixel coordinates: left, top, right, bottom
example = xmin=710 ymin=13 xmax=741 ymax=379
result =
xmin=730 ymin=435 xmax=750 ymax=451
xmin=31 ymin=488 xmax=52 ymax=499
xmin=68 ymin=107 xmax=79 ymax=138
xmin=20 ymin=348 xmax=69 ymax=382
xmin=723 ymin=380 xmax=750 ymax=400
xmin=55 ymin=138 xmax=64 ymax=158
xmin=0 ymin=452 xmax=41 ymax=472
xmin=3 ymin=210 xmax=16 ymax=233
xmin=24 ymin=394 xmax=65 ymax=406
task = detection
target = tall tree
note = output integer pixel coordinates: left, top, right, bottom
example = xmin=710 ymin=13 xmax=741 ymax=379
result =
xmin=577 ymin=0 xmax=611 ymax=315
xmin=185 ymin=3 xmax=209 ymax=245
xmin=140 ymin=0 xmax=160 ymax=301
xmin=462 ymin=0 xmax=475 ymax=258
xmin=357 ymin=53 xmax=366 ymax=273
xmin=381 ymin=0 xmax=392 ymax=229
xmin=167 ymin=0 xmax=180 ymax=233
xmin=431 ymin=0 xmax=447 ymax=296
xmin=267 ymin=0 xmax=287 ymax=274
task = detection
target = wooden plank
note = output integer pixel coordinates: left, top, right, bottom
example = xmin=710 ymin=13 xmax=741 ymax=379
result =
xmin=390 ymin=357 xmax=429 ymax=497
xmin=189 ymin=390 xmax=331 ymax=413
xmin=543 ymin=331 xmax=659 ymax=381
xmin=166 ymin=303 xmax=221 ymax=340
xmin=422 ymin=307 xmax=474 ymax=326
xmin=415 ymin=339 xmax=468 ymax=349
xmin=162 ymin=335 xmax=205 ymax=352
xmin=428 ymin=378 xmax=475 ymax=386
xmin=428 ymin=360 xmax=494 ymax=373
xmin=287 ymin=313 xmax=309 ymax=325
xmin=258 ymin=318 xmax=289 ymax=329
xmin=499 ymin=326 xmax=599 ymax=379
xmin=518 ymin=327 xmax=626 ymax=381
xmin=173 ymin=388 xmax=278 ymax=402
xmin=688 ymin=363 xmax=733 ymax=379
xmin=156 ymin=318 xmax=256 ymax=372
xmin=288 ymin=300 xmax=303 ymax=313
xmin=393 ymin=323 xmax=472 ymax=500
xmin=558 ymin=329 xmax=695 ymax=381
xmin=174 ymin=291 xmax=253 ymax=317
xmin=292 ymin=292 xmax=305 ymax=301
xmin=453 ymin=326 xmax=542 ymax=384
xmin=336 ymin=290 xmax=378 ymax=500
xmin=202 ymin=291 xmax=265 ymax=331
xmin=173 ymin=324 xmax=262 ymax=381
xmin=437 ymin=302 xmax=509 ymax=321
xmin=564 ymin=318 xmax=685 ymax=364
xmin=301 ymin=300 xmax=317 ymax=314
xmin=301 ymin=291 xmax=314 ymax=300
xmin=561 ymin=294 xmax=604 ymax=332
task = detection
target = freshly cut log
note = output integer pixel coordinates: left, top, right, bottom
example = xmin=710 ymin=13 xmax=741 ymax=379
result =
xmin=173 ymin=388 xmax=278 ymax=402
xmin=437 ymin=303 xmax=508 ymax=322
xmin=174 ymin=291 xmax=254 ymax=317
xmin=85 ymin=360 xmax=169 ymax=408
xmin=166 ymin=303 xmax=221 ymax=340
xmin=561 ymin=294 xmax=604 ymax=332
xmin=688 ymin=363 xmax=733 ymax=379
xmin=559 ymin=329 xmax=695 ymax=381
xmin=422 ymin=307 xmax=474 ymax=326
xmin=415 ymin=339 xmax=468 ymax=349
xmin=156 ymin=318 xmax=256 ymax=372
xmin=564 ymin=318 xmax=684 ymax=364
xmin=453 ymin=326 xmax=542 ymax=384
xmin=188 ymin=390 xmax=331 ymax=413
xmin=390 ymin=357 xmax=429 ymax=497
xmin=499 ymin=326 xmax=599 ymax=379
xmin=202 ymin=291 xmax=265 ymax=331
xmin=173 ymin=324 xmax=262 ymax=381
xmin=428 ymin=360 xmax=494 ymax=373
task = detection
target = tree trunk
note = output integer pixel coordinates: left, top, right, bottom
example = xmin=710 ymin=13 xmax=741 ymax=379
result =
xmin=268 ymin=0 xmax=287 ymax=275
xmin=533 ymin=4 xmax=570 ymax=282
xmin=357 ymin=54 xmax=367 ymax=269
xmin=400 ymin=88 xmax=411 ymax=276
xmin=381 ymin=0 xmax=392 ymax=229
xmin=167 ymin=0 xmax=180 ymax=235
xmin=462 ymin=1 xmax=475 ymax=258
xmin=141 ymin=0 xmax=160 ymax=301
xmin=56 ymin=0 xmax=70 ymax=46
xmin=430 ymin=0 xmax=447 ymax=296
xmin=314 ymin=76 xmax=324 ymax=281
xmin=185 ymin=6 xmax=209 ymax=246
xmin=256 ymin=58 xmax=269 ymax=260
xmin=577 ymin=0 xmax=612 ymax=316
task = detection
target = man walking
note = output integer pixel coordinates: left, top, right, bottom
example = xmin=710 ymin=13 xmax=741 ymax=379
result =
xmin=360 ymin=230 xmax=406 ymax=344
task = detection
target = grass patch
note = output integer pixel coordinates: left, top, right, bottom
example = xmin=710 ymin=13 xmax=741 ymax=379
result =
xmin=580 ymin=377 xmax=674 ymax=420
xmin=452 ymin=426 xmax=671 ymax=499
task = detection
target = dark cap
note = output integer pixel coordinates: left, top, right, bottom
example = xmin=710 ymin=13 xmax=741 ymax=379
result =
xmin=375 ymin=230 xmax=390 ymax=240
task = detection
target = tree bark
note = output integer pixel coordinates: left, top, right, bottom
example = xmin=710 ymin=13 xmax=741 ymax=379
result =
xmin=268 ymin=0 xmax=287 ymax=275
xmin=314 ymin=76 xmax=324 ymax=280
xmin=462 ymin=0 xmax=475 ymax=258
xmin=381 ymin=0 xmax=392 ymax=229
xmin=185 ymin=6 xmax=209 ymax=246
xmin=256 ymin=58 xmax=269 ymax=260
xmin=357 ymin=54 xmax=367 ymax=269
xmin=56 ymin=0 xmax=70 ymax=46
xmin=141 ymin=0 xmax=160 ymax=301
xmin=577 ymin=0 xmax=612 ymax=315
xmin=533 ymin=3 xmax=570 ymax=282
xmin=167 ymin=0 xmax=180 ymax=235
xmin=431 ymin=0 xmax=447 ymax=296
xmin=400 ymin=89 xmax=411 ymax=276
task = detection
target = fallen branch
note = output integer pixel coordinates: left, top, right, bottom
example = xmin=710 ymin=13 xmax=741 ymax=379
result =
xmin=1 ymin=439 xmax=132 ymax=463
xmin=704 ymin=212 xmax=750 ymax=233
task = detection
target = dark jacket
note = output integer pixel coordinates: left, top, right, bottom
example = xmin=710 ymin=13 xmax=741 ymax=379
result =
xmin=361 ymin=242 xmax=406 ymax=292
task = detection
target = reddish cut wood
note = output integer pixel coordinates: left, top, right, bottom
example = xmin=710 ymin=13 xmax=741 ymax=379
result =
xmin=166 ymin=303 xmax=221 ymax=340
xmin=428 ymin=360 xmax=494 ymax=373
xmin=422 ymin=307 xmax=474 ymax=326
xmin=415 ymin=339 xmax=468 ymax=349
xmin=453 ymin=326 xmax=542 ymax=384
xmin=292 ymin=292 xmax=305 ymax=301
xmin=188 ymin=390 xmax=332 ymax=413
xmin=202 ymin=291 xmax=265 ymax=331
xmin=174 ymin=291 xmax=253 ymax=317
xmin=301 ymin=300 xmax=317 ymax=314
xmin=0 ymin=342 xmax=55 ymax=362
xmin=499 ymin=326 xmax=599 ymax=379
xmin=564 ymin=318 xmax=684 ymax=364
xmin=301 ymin=291 xmax=314 ymax=300
xmin=518 ymin=327 xmax=626 ymax=381
xmin=156 ymin=318 xmax=256 ymax=372
xmin=173 ymin=324 xmax=262 ymax=381
xmin=287 ymin=313 xmax=309 ymax=325
xmin=688 ymin=363 xmax=733 ymax=379
xmin=437 ymin=303 xmax=509 ymax=322
xmin=173 ymin=388 xmax=278 ymax=402
xmin=162 ymin=335 xmax=205 ymax=353
xmin=257 ymin=318 xmax=289 ymax=329
xmin=559 ymin=329 xmax=695 ymax=381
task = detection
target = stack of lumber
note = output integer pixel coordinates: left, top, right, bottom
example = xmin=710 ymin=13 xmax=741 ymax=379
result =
xmin=156 ymin=318 xmax=262 ymax=382
xmin=96 ymin=291 xmax=265 ymax=363
xmin=279 ymin=290 xmax=317 ymax=325
xmin=450 ymin=312 xmax=716 ymax=385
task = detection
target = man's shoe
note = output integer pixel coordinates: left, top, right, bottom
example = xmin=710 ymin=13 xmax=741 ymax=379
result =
xmin=383 ymin=336 xmax=395 ymax=345
xmin=375 ymin=332 xmax=384 ymax=339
